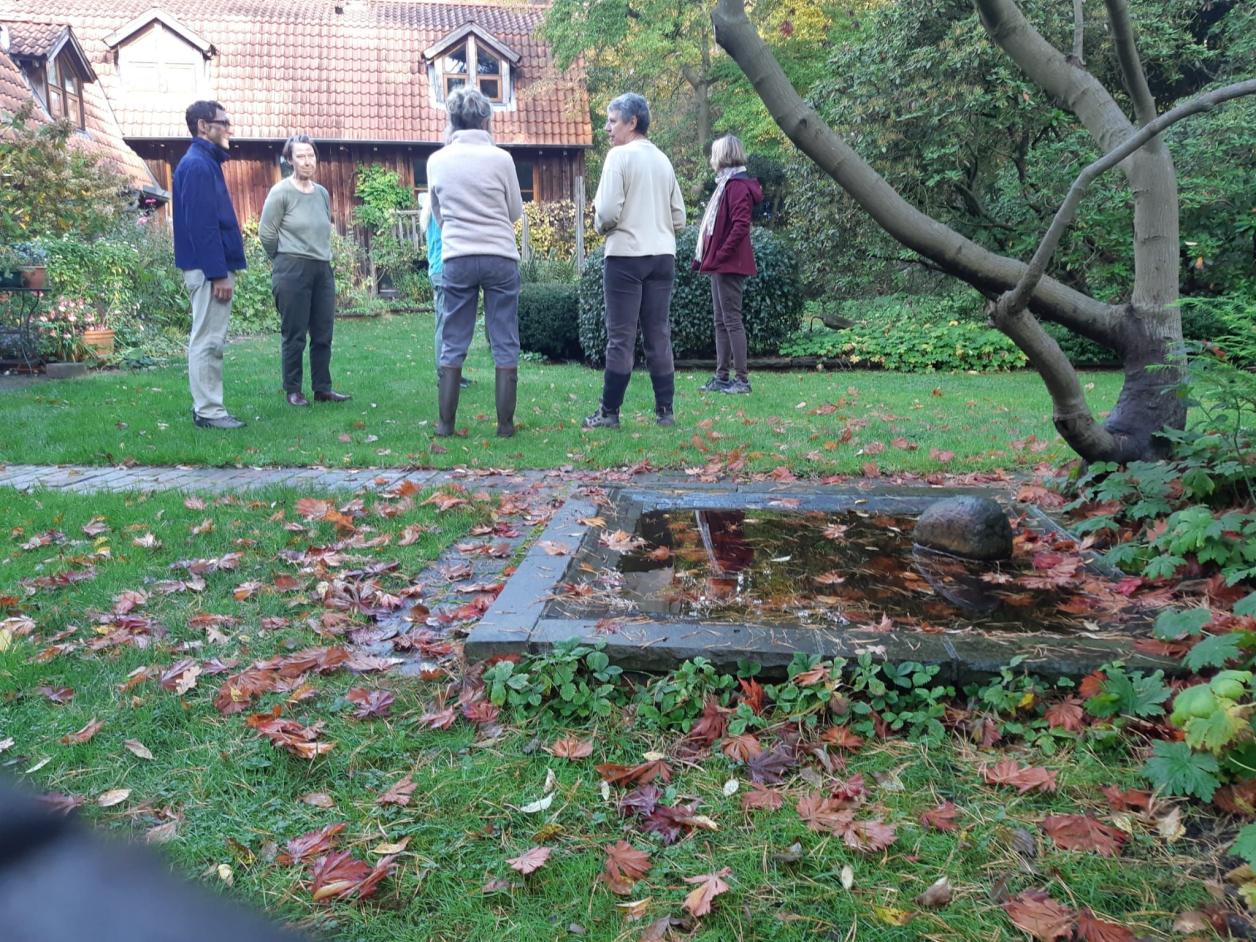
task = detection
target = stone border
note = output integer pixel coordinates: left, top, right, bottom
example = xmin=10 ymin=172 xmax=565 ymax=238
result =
xmin=465 ymin=483 xmax=1177 ymax=682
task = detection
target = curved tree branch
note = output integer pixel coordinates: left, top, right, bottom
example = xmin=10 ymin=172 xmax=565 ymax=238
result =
xmin=1104 ymin=0 xmax=1156 ymax=126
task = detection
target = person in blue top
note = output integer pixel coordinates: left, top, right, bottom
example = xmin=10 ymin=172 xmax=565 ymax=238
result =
xmin=420 ymin=192 xmax=471 ymax=389
xmin=173 ymin=100 xmax=248 ymax=429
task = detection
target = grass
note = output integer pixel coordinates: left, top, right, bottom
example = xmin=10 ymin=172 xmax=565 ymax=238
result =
xmin=0 ymin=314 xmax=1124 ymax=472
xmin=0 ymin=489 xmax=1222 ymax=941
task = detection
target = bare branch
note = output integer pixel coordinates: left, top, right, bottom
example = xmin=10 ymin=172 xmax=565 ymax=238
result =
xmin=1071 ymin=0 xmax=1084 ymax=65
xmin=1104 ymin=0 xmax=1156 ymax=126
xmin=996 ymin=78 xmax=1256 ymax=318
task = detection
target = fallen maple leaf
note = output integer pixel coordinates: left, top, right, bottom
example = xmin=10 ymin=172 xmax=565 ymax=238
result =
xmin=1003 ymin=889 xmax=1075 ymax=941
xmin=1041 ymin=815 xmax=1125 ymax=857
xmin=418 ymin=706 xmax=457 ymax=729
xmin=746 ymin=745 xmax=795 ymax=784
xmin=685 ymin=697 xmax=730 ymax=747
xmin=597 ymin=759 xmax=671 ymax=787
xmin=60 ymin=717 xmax=104 ymax=745
xmin=507 ymin=846 xmax=552 ymax=875
xmin=246 ymin=708 xmax=335 ymax=759
xmin=1075 ymin=908 xmax=1136 ymax=942
xmin=547 ymin=735 xmax=594 ymax=760
xmin=36 ymin=685 xmax=75 ymax=703
xmin=377 ymin=774 xmax=416 ymax=806
xmin=346 ymin=687 xmax=394 ymax=719
xmin=741 ymin=784 xmax=784 ymax=811
xmin=283 ymin=823 xmax=348 ymax=864
xmin=1101 ymin=785 xmax=1152 ymax=812
xmin=820 ymin=725 xmax=863 ymax=750
xmin=682 ymin=868 xmax=732 ymax=918
xmin=980 ymin=759 xmax=1058 ymax=794
xmin=603 ymin=841 xmax=651 ymax=894
xmin=1043 ymin=698 xmax=1085 ymax=732
xmin=721 ymin=733 xmax=763 ymax=762
xmin=160 ymin=658 xmax=202 ymax=695
xmin=920 ymin=800 xmax=960 ymax=831
xmin=309 ymin=850 xmax=395 ymax=902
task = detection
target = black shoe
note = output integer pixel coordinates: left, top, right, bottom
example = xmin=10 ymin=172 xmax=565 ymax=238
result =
xmin=459 ymin=376 xmax=473 ymax=389
xmin=722 ymin=379 xmax=752 ymax=395
xmin=656 ymin=407 xmax=675 ymax=427
xmin=193 ymin=412 xmax=246 ymax=429
xmin=582 ymin=407 xmax=620 ymax=429
xmin=286 ymin=391 xmax=310 ymax=407
xmin=314 ymin=390 xmax=351 ymax=402
xmin=700 ymin=375 xmax=730 ymax=392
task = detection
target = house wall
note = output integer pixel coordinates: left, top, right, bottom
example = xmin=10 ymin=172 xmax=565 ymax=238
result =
xmin=133 ymin=140 xmax=587 ymax=228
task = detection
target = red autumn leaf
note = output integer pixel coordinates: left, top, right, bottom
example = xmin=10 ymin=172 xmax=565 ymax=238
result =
xmin=793 ymin=665 xmax=830 ymax=686
xmin=246 ymin=708 xmax=335 ymax=759
xmin=346 ymin=687 xmax=394 ymax=719
xmin=836 ymin=815 xmax=896 ymax=852
xmin=1078 ymin=670 xmax=1106 ymax=699
xmin=737 ymin=677 xmax=766 ymax=713
xmin=920 ymin=800 xmax=960 ymax=832
xmin=547 ymin=735 xmax=594 ymax=760
xmin=296 ymin=498 xmax=334 ymax=520
xmin=597 ymin=759 xmax=672 ymax=787
xmin=682 ymin=867 xmax=732 ymax=918
xmin=418 ymin=706 xmax=457 ymax=729
xmin=60 ymin=717 xmax=104 ymax=745
xmin=1003 ymin=889 xmax=1075 ymax=941
xmin=309 ymin=850 xmax=395 ymax=902
xmin=830 ymin=773 xmax=866 ymax=804
xmin=980 ymin=759 xmax=1058 ymax=794
xmin=377 ymin=774 xmax=416 ymax=806
xmin=741 ymin=784 xmax=784 ymax=811
xmin=1101 ymin=785 xmax=1153 ymax=812
xmin=461 ymin=698 xmax=500 ymax=725
xmin=1043 ymin=698 xmax=1084 ymax=732
xmin=1075 ymin=908 xmax=1136 ymax=942
xmin=796 ymin=794 xmax=851 ymax=833
xmin=507 ymin=846 xmax=552 ymax=875
xmin=1040 ymin=815 xmax=1126 ymax=857
xmin=686 ymin=697 xmax=730 ymax=746
xmin=929 ymin=448 xmax=956 ymax=463
xmin=820 ymin=725 xmax=863 ymax=750
xmin=160 ymin=658 xmax=202 ymax=695
xmin=602 ymin=840 xmax=651 ymax=894
xmin=214 ymin=668 xmax=278 ymax=715
xmin=1212 ymin=781 xmax=1256 ymax=816
xmin=37 ymin=685 xmax=75 ymax=703
xmin=721 ymin=733 xmax=763 ymax=762
xmin=747 ymin=745 xmax=795 ymax=784
xmin=282 ymin=822 xmax=346 ymax=863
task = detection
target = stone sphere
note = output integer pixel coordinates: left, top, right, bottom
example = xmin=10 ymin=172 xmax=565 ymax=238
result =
xmin=913 ymin=496 xmax=1013 ymax=561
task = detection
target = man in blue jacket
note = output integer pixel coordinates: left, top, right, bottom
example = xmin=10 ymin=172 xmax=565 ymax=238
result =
xmin=173 ymin=100 xmax=247 ymax=429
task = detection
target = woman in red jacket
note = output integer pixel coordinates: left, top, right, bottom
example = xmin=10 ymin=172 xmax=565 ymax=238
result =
xmin=694 ymin=134 xmax=763 ymax=395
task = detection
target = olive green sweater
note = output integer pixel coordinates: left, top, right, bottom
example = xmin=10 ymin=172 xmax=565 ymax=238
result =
xmin=258 ymin=178 xmax=333 ymax=262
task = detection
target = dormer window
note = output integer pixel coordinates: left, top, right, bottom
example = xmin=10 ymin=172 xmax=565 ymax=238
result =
xmin=425 ymin=25 xmax=520 ymax=107
xmin=5 ymin=22 xmax=96 ymax=132
xmin=47 ymin=52 xmax=85 ymax=129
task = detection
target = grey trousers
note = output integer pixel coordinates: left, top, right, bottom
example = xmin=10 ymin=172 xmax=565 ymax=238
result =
xmin=710 ymin=273 xmax=748 ymax=381
xmin=272 ymin=254 xmax=335 ymax=393
xmin=183 ymin=268 xmax=234 ymax=419
xmin=439 ymin=254 xmax=520 ymax=368
xmin=430 ymin=271 xmax=446 ymax=372
xmin=603 ymin=254 xmax=675 ymax=375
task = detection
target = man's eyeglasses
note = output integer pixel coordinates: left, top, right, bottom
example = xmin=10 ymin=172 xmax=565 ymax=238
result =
xmin=205 ymin=119 xmax=232 ymax=128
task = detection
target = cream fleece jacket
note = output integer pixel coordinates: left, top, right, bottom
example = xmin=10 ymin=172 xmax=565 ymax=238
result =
xmin=428 ymin=129 xmax=524 ymax=261
xmin=593 ymin=138 xmax=686 ymax=257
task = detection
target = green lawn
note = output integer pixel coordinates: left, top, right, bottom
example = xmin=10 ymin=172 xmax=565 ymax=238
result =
xmin=0 ymin=314 xmax=1123 ymax=472
xmin=0 ymin=489 xmax=1223 ymax=940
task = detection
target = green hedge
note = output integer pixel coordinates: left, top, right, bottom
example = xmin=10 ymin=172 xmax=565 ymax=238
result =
xmin=577 ymin=225 xmax=803 ymax=364
xmin=518 ymin=281 xmax=581 ymax=360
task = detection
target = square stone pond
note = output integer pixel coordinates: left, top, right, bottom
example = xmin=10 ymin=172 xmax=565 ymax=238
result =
xmin=464 ymin=484 xmax=1174 ymax=682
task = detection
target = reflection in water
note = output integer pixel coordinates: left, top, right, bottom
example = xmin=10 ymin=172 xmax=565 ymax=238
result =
xmin=576 ymin=509 xmax=1122 ymax=633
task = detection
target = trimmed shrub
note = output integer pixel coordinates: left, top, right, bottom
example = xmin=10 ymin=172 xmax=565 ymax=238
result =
xmin=577 ymin=225 xmax=803 ymax=364
xmin=518 ymin=282 xmax=582 ymax=360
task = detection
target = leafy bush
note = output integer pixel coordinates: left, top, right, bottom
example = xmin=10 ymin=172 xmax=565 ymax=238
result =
xmin=518 ymin=282 xmax=581 ymax=360
xmin=1181 ymin=290 xmax=1256 ymax=367
xmin=520 ymin=256 xmax=578 ymax=285
xmin=577 ymin=225 xmax=803 ymax=363
xmin=516 ymin=199 xmax=602 ymax=262
xmin=229 ymin=223 xmax=280 ymax=335
xmin=352 ymin=165 xmax=413 ymax=232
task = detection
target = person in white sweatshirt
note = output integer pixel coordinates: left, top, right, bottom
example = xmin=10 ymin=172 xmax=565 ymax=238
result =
xmin=583 ymin=92 xmax=686 ymax=430
xmin=428 ymin=87 xmax=524 ymax=438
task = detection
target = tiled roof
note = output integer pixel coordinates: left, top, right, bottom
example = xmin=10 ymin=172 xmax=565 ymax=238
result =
xmin=5 ymin=20 xmax=66 ymax=57
xmin=0 ymin=22 xmax=161 ymax=192
xmin=0 ymin=1 xmax=592 ymax=148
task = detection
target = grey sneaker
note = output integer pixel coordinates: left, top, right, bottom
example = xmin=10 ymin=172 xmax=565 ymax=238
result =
xmin=700 ymin=375 xmax=730 ymax=392
xmin=722 ymin=379 xmax=752 ymax=395
xmin=193 ymin=412 xmax=246 ymax=429
xmin=656 ymin=408 xmax=675 ymax=427
xmin=582 ymin=407 xmax=620 ymax=429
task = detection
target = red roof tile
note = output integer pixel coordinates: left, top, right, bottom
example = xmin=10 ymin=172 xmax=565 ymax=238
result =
xmin=0 ymin=0 xmax=592 ymax=148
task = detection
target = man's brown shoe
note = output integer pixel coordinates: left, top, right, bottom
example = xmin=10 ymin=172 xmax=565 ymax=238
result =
xmin=286 ymin=392 xmax=310 ymax=407
xmin=314 ymin=390 xmax=352 ymax=402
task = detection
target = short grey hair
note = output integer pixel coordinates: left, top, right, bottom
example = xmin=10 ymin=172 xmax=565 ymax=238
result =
xmin=282 ymin=134 xmax=317 ymax=162
xmin=446 ymin=87 xmax=493 ymax=131
xmin=608 ymin=92 xmax=650 ymax=135
xmin=709 ymin=134 xmax=747 ymax=170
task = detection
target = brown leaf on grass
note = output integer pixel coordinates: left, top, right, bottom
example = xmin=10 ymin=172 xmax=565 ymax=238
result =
xmin=309 ymin=850 xmax=395 ymax=903
xmin=1041 ymin=815 xmax=1126 ymax=857
xmin=916 ymin=876 xmax=953 ymax=908
xmin=282 ymin=822 xmax=346 ymax=864
xmin=97 ymin=788 xmax=131 ymax=807
xmin=112 ymin=589 xmax=148 ymax=614
xmin=980 ymin=759 xmax=1058 ymax=794
xmin=920 ymin=800 xmax=960 ymax=832
xmin=740 ymin=784 xmax=784 ymax=811
xmin=160 ymin=658 xmax=202 ymax=695
xmin=214 ymin=668 xmax=278 ymax=715
xmin=1043 ymin=698 xmax=1085 ymax=732
xmin=602 ymin=841 xmax=652 ymax=894
xmin=507 ymin=846 xmax=552 ymax=875
xmin=246 ymin=708 xmax=335 ymax=759
xmin=682 ymin=868 xmax=732 ymax=918
xmin=133 ymin=533 xmax=161 ymax=549
xmin=418 ymin=706 xmax=457 ymax=729
xmin=820 ymin=725 xmax=863 ymax=750
xmin=737 ymin=677 xmax=765 ymax=713
xmin=796 ymin=794 xmax=852 ymax=833
xmin=686 ymin=697 xmax=730 ymax=746
xmin=60 ymin=717 xmax=104 ymax=745
xmin=296 ymin=498 xmax=334 ymax=519
xmin=746 ymin=745 xmax=795 ymax=784
xmin=37 ymin=792 xmax=84 ymax=815
xmin=1213 ymin=781 xmax=1256 ymax=816
xmin=597 ymin=759 xmax=672 ymax=787
xmin=720 ymin=733 xmax=763 ymax=762
xmin=377 ymin=774 xmax=416 ymax=807
xmin=838 ymin=816 xmax=897 ymax=852
xmin=346 ymin=687 xmax=394 ymax=719
xmin=1003 ymin=889 xmax=1075 ymax=941
xmin=37 ymin=685 xmax=75 ymax=703
xmin=1102 ymin=785 xmax=1153 ymax=812
xmin=547 ymin=736 xmax=594 ymax=760
xmin=82 ymin=517 xmax=110 ymax=537
xmin=1075 ymin=908 xmax=1136 ymax=942
xmin=145 ymin=820 xmax=178 ymax=844
xmin=301 ymin=792 xmax=335 ymax=808
xmin=124 ymin=739 xmax=154 ymax=760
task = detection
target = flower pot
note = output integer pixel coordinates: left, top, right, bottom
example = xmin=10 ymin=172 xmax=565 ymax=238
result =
xmin=82 ymin=327 xmax=115 ymax=356
xmin=20 ymin=266 xmax=47 ymax=291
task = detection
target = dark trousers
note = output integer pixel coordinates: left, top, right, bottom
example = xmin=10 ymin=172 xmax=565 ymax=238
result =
xmin=603 ymin=254 xmax=675 ymax=376
xmin=710 ymin=273 xmax=748 ymax=381
xmin=272 ymin=254 xmax=335 ymax=393
xmin=439 ymin=255 xmax=521 ymax=368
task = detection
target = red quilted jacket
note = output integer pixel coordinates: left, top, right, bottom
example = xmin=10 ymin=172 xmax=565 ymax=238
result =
xmin=695 ymin=174 xmax=763 ymax=276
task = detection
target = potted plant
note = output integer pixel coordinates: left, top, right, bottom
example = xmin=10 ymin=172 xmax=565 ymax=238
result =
xmin=0 ymin=241 xmax=49 ymax=290
xmin=81 ymin=302 xmax=115 ymax=356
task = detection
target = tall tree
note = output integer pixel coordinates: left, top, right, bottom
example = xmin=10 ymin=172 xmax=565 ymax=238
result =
xmin=712 ymin=0 xmax=1256 ymax=463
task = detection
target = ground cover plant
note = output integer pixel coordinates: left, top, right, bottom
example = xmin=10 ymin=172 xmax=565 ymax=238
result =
xmin=0 ymin=314 xmax=1122 ymax=473
xmin=0 ymin=485 xmax=1244 ymax=941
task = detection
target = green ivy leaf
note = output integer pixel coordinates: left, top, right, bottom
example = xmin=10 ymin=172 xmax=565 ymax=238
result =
xmin=1143 ymin=740 xmax=1221 ymax=801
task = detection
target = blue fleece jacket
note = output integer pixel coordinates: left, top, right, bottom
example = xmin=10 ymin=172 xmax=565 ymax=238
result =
xmin=172 ymin=138 xmax=246 ymax=280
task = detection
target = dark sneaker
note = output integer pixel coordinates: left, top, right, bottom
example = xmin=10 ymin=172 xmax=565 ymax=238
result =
xmin=722 ymin=379 xmax=752 ymax=395
xmin=193 ymin=412 xmax=246 ymax=429
xmin=313 ymin=390 xmax=351 ymax=402
xmin=656 ymin=408 xmax=675 ymax=427
xmin=582 ymin=407 xmax=620 ymax=429
xmin=700 ymin=375 xmax=730 ymax=392
xmin=459 ymin=376 xmax=473 ymax=389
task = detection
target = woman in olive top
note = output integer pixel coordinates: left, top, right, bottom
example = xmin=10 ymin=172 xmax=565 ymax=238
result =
xmin=258 ymin=134 xmax=350 ymax=406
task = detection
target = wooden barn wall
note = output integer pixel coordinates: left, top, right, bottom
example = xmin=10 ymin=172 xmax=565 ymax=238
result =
xmin=136 ymin=141 xmax=588 ymax=227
